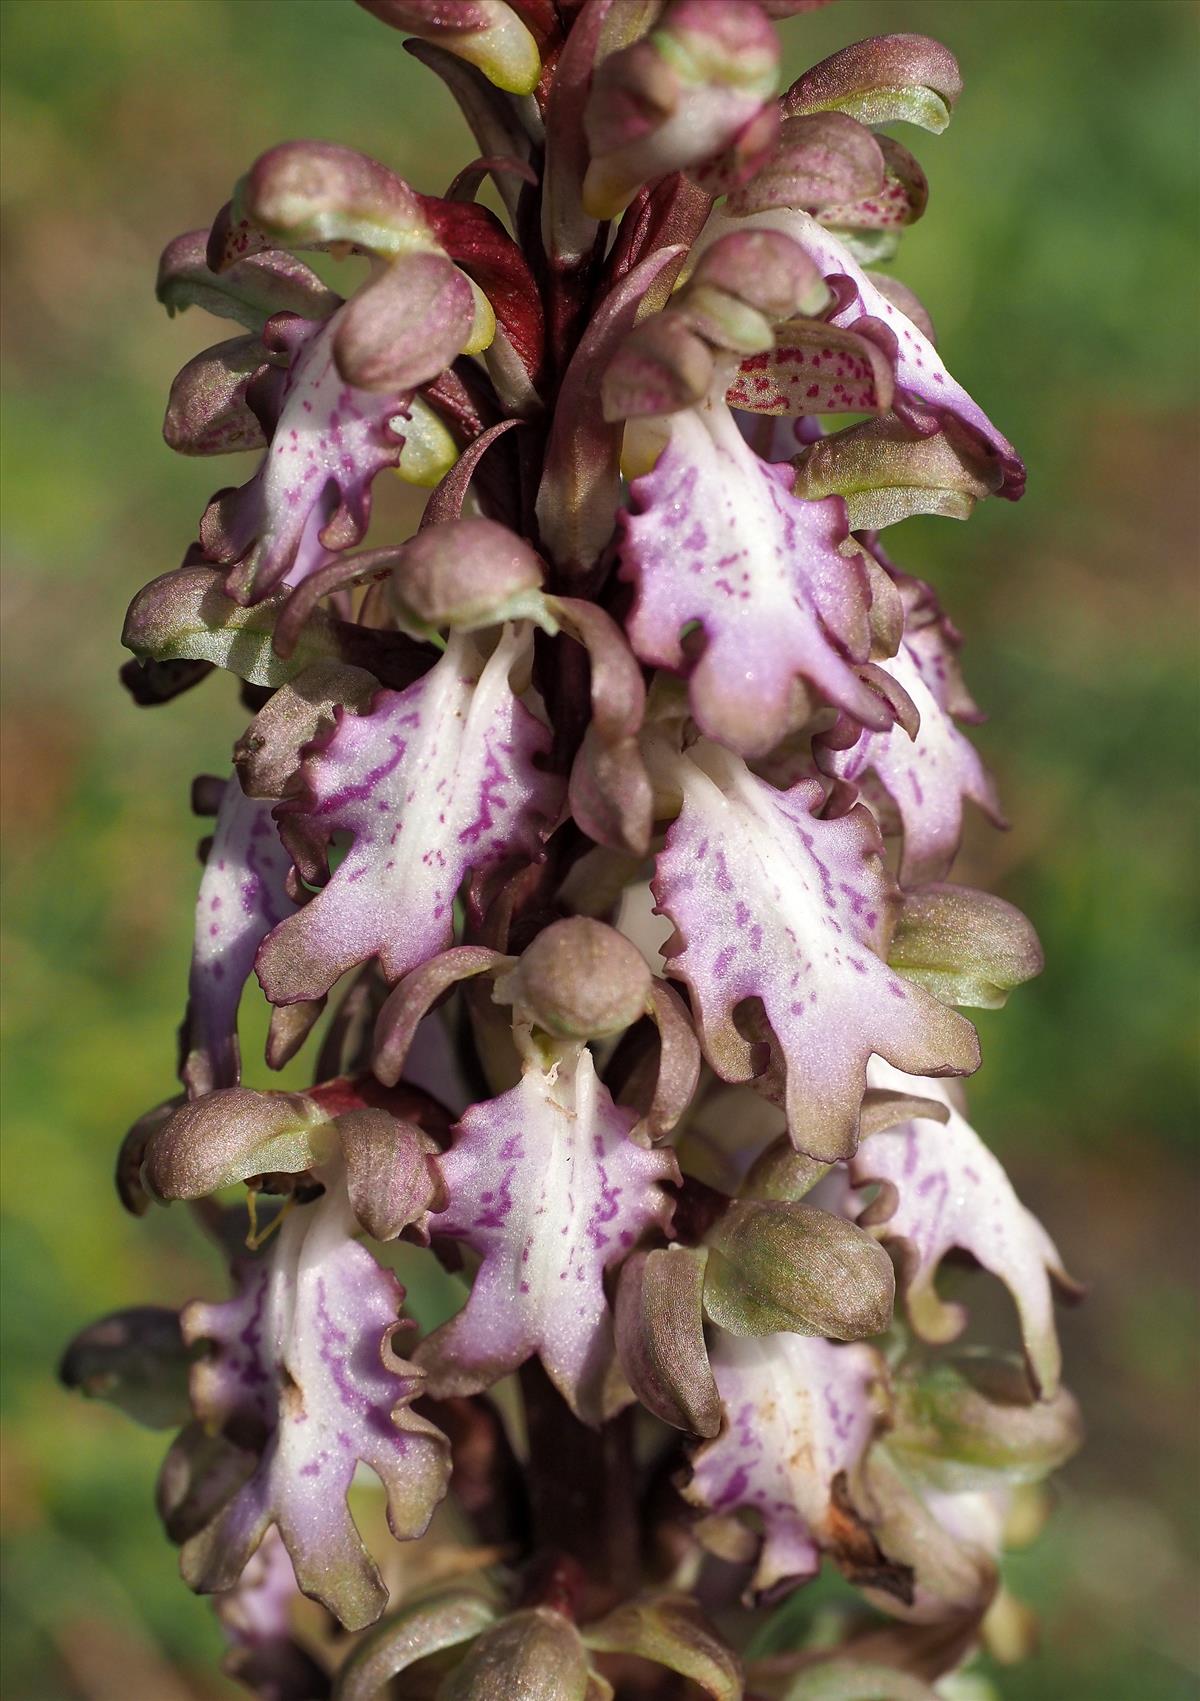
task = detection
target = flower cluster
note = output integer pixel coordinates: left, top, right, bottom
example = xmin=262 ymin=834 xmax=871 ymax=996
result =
xmin=64 ymin=3 xmax=1081 ymax=1696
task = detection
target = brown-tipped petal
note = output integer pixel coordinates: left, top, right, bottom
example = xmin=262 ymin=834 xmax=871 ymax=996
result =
xmin=59 ymin=1307 xmax=192 ymax=1430
xmin=889 ymin=884 xmax=1043 ymax=1010
xmin=332 ymin=1588 xmax=497 ymax=1701
xmin=859 ymin=1086 xmax=950 ymax=1138
xmin=156 ymin=1422 xmax=258 ymax=1547
xmin=373 ymin=946 xmax=512 ymax=1087
xmin=265 ymin=997 xmax=327 ymax=1071
xmin=792 ymin=415 xmax=1002 ymax=530
xmin=583 ymin=1594 xmax=741 ymax=1700
xmin=704 ymin=1200 xmax=896 ymax=1341
xmin=163 ymin=335 xmax=267 ymax=457
xmin=726 ymin=111 xmax=885 ymax=216
xmin=642 ymin=979 xmax=701 ymax=1138
xmin=499 ymin=917 xmax=652 ymax=1041
xmin=784 ymin=34 xmax=963 ymax=135
xmin=391 ymin=515 xmax=544 ymax=629
xmin=235 ymin=660 xmax=380 ymax=801
xmin=142 ymin=1086 xmax=333 ymax=1201
xmin=614 ymin=1247 xmax=721 ymax=1437
xmin=334 ymin=250 xmax=477 ymax=391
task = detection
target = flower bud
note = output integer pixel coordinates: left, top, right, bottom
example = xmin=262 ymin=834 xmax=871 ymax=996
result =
xmin=783 ymin=33 xmax=963 ymax=135
xmin=703 ymin=1199 xmax=895 ymax=1340
xmin=440 ymin=1608 xmax=593 ymax=1700
xmin=582 ymin=0 xmax=780 ymax=221
xmin=498 ymin=917 xmax=653 ymax=1040
xmin=890 ymin=1357 xmax=1083 ymax=1489
xmin=389 ymin=517 xmax=545 ymax=630
xmin=355 ymin=0 xmax=541 ymax=97
xmin=888 ymin=883 xmax=1044 ymax=1010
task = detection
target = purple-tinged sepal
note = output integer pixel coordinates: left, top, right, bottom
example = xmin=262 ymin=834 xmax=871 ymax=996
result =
xmin=182 ymin=778 xmax=296 ymax=1098
xmin=180 ymin=1182 xmax=450 ymax=1630
xmin=332 ymin=1588 xmax=499 ymax=1701
xmin=355 ymin=0 xmax=541 ymax=97
xmin=726 ymin=111 xmax=885 ymax=217
xmin=614 ymin=1245 xmax=721 ymax=1437
xmin=684 ymin=1332 xmax=884 ymax=1599
xmin=163 ymin=335 xmax=268 ymax=457
xmin=783 ymin=35 xmax=963 ymax=135
xmin=650 ymin=741 xmax=979 ymax=1161
xmin=59 ymin=1307 xmax=192 ymax=1430
xmin=416 ymin=1045 xmax=678 ymax=1422
xmin=582 ymin=0 xmax=780 ymax=221
xmin=582 ymin=1594 xmax=743 ymax=1701
xmin=852 ymin=1064 xmax=1081 ymax=1397
xmin=257 ymin=627 xmax=561 ymax=1005
xmin=157 ymin=230 xmax=339 ymax=331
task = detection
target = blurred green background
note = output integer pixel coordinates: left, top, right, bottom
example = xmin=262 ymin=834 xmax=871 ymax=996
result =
xmin=1 ymin=1 xmax=1197 ymax=1696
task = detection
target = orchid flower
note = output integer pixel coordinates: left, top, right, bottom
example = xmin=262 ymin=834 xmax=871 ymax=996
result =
xmin=66 ymin=5 xmax=1079 ymax=1696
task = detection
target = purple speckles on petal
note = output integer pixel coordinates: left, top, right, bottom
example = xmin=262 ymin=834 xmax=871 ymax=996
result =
xmin=651 ymin=741 xmax=978 ymax=1161
xmin=685 ymin=1333 xmax=881 ymax=1599
xmin=619 ymin=403 xmax=891 ymax=759
xmin=256 ymin=630 xmax=562 ymax=1004
xmin=415 ymin=1049 xmax=677 ymax=1423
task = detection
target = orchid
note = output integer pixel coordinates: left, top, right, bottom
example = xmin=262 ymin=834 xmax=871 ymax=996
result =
xmin=64 ymin=5 xmax=1079 ymax=1696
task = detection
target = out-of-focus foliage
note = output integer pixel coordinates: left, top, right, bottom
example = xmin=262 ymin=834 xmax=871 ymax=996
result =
xmin=0 ymin=2 xmax=1196 ymax=1697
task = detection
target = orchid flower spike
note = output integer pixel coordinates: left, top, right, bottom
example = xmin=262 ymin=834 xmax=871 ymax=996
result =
xmin=71 ymin=4 xmax=1079 ymax=1696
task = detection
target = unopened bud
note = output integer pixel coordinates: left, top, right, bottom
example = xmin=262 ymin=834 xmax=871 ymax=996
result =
xmin=704 ymin=1199 xmax=895 ymax=1339
xmin=500 ymin=918 xmax=652 ymax=1040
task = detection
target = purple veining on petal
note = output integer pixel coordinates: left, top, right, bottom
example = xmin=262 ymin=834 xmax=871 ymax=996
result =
xmin=619 ymin=402 xmax=891 ymax=758
xmin=820 ymin=578 xmax=1001 ymax=883
xmin=182 ymin=778 xmax=297 ymax=1098
xmin=853 ymin=1061 xmax=1070 ymax=1397
xmin=256 ymin=630 xmax=563 ymax=1005
xmin=200 ymin=310 xmax=409 ymax=603
xmin=685 ymin=1332 xmax=881 ymax=1598
xmin=651 ymin=742 xmax=979 ymax=1161
xmin=415 ymin=1048 xmax=677 ymax=1422
xmin=180 ymin=1185 xmax=449 ymax=1628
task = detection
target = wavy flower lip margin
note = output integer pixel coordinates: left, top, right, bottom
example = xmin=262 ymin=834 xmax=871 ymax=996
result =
xmin=62 ymin=5 xmax=1080 ymax=1698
